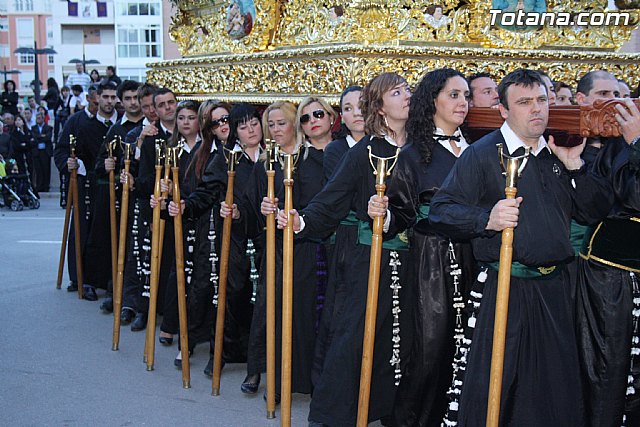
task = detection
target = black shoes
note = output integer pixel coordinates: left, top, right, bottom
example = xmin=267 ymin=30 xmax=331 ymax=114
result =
xmin=67 ymin=281 xmax=78 ymax=292
xmin=174 ymin=349 xmax=194 ymax=367
xmin=100 ymin=297 xmax=113 ymax=313
xmin=241 ymin=373 xmax=261 ymax=394
xmin=120 ymin=308 xmax=135 ymax=325
xmin=204 ymin=357 xmax=225 ymax=378
xmin=159 ymin=334 xmax=174 ymax=346
xmin=263 ymin=390 xmax=281 ymax=405
xmin=83 ymin=286 xmax=97 ymax=301
xmin=131 ymin=312 xmax=147 ymax=331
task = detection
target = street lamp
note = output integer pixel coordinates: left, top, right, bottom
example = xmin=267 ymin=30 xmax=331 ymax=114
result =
xmin=13 ymin=42 xmax=57 ymax=105
xmin=2 ymin=66 xmax=21 ymax=83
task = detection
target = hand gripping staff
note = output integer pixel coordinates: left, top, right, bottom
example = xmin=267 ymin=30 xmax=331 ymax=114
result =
xmin=356 ymin=146 xmax=400 ymax=427
xmin=169 ymin=142 xmax=191 ymax=389
xmin=212 ymin=147 xmax=241 ymax=396
xmin=265 ymin=139 xmax=279 ymax=419
xmin=279 ymin=147 xmax=301 ymax=427
xmin=112 ymin=142 xmax=136 ymax=351
xmin=486 ymin=144 xmax=530 ymax=427
xmin=144 ymin=139 xmax=166 ymax=368
xmin=69 ymin=135 xmax=84 ymax=299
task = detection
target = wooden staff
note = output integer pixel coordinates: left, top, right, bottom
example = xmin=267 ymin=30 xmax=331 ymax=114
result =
xmin=170 ymin=144 xmax=191 ymax=389
xmin=56 ymin=167 xmax=74 ymax=289
xmin=212 ymin=148 xmax=241 ymax=396
xmin=280 ymin=150 xmax=299 ymax=427
xmin=69 ymin=135 xmax=84 ymax=299
xmin=112 ymin=143 xmax=134 ymax=351
xmin=486 ymin=144 xmax=530 ymax=427
xmin=107 ymin=137 xmax=119 ymax=304
xmin=145 ymin=140 xmax=166 ymax=369
xmin=265 ymin=140 xmax=278 ymax=419
xmin=356 ymin=146 xmax=400 ymax=427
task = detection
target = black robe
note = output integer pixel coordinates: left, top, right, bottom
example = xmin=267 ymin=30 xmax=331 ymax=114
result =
xmin=184 ymin=143 xmax=256 ymax=361
xmin=429 ymin=129 xmax=613 ymax=427
xmin=301 ymin=136 xmax=414 ymax=426
xmin=311 ymin=137 xmax=360 ymax=387
xmin=576 ymin=137 xmax=640 ymax=427
xmin=386 ymin=142 xmax=476 ymax=427
xmin=54 ymin=111 xmax=113 ymax=286
xmin=243 ymin=145 xmax=325 ymax=394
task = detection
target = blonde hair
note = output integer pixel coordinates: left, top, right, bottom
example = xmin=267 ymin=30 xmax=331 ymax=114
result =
xmin=360 ymin=72 xmax=407 ymax=139
xmin=295 ymin=96 xmax=335 ymax=146
xmin=260 ymin=101 xmax=298 ymax=163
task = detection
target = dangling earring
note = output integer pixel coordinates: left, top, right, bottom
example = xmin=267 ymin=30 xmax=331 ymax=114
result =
xmin=383 ymin=115 xmax=390 ymax=128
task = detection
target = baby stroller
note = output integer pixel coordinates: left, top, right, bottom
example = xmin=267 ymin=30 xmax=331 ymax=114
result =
xmin=0 ymin=160 xmax=40 ymax=211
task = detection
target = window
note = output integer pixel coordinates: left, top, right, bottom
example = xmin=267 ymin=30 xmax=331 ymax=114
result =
xmin=0 ymin=18 xmax=8 ymax=31
xmin=13 ymin=0 xmax=33 ymax=11
xmin=117 ymin=25 xmax=160 ymax=58
xmin=118 ymin=1 xmax=160 ymax=16
xmin=46 ymin=17 xmax=54 ymax=45
xmin=18 ymin=70 xmax=34 ymax=92
xmin=119 ymin=68 xmax=147 ymax=82
xmin=0 ymin=45 xmax=9 ymax=57
xmin=16 ymin=18 xmax=34 ymax=64
xmin=48 ymin=54 xmax=54 ymax=64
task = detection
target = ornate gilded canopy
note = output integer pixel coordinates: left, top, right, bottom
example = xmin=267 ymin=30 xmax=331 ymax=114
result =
xmin=148 ymin=0 xmax=640 ymax=103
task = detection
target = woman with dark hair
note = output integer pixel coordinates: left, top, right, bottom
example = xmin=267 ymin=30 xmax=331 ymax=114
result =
xmin=376 ymin=68 xmax=476 ymax=426
xmin=90 ymin=69 xmax=101 ymax=84
xmin=278 ymin=72 xmax=414 ymax=425
xmin=151 ymin=99 xmax=217 ymax=367
xmin=9 ymin=114 xmax=34 ymax=175
xmin=311 ymin=85 xmax=364 ymax=384
xmin=1 ymin=80 xmax=19 ymax=116
xmin=42 ymin=78 xmax=60 ymax=118
xmin=183 ymin=103 xmax=264 ymax=386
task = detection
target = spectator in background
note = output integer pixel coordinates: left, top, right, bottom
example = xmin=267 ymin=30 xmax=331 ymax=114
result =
xmin=55 ymin=86 xmax=72 ymax=142
xmin=31 ymin=111 xmax=53 ymax=192
xmin=69 ymin=85 xmax=88 ymax=114
xmin=105 ymin=66 xmax=122 ymax=87
xmin=28 ymin=95 xmax=39 ymax=112
xmin=1 ymin=80 xmax=19 ymax=115
xmin=37 ymin=106 xmax=50 ymax=125
xmin=0 ymin=120 xmax=10 ymax=159
xmin=2 ymin=112 xmax=14 ymax=133
xmin=42 ymin=77 xmax=60 ymax=119
xmin=9 ymin=114 xmax=34 ymax=176
xmin=90 ymin=69 xmax=102 ymax=84
xmin=24 ymin=108 xmax=36 ymax=129
xmin=66 ymin=62 xmax=92 ymax=92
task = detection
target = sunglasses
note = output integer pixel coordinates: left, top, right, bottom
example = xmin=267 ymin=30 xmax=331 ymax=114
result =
xmin=211 ymin=115 xmax=230 ymax=129
xmin=300 ymin=109 xmax=326 ymax=124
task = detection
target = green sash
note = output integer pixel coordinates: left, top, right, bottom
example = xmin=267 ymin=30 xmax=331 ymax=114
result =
xmin=485 ymin=261 xmax=562 ymax=279
xmin=357 ymin=219 xmax=409 ymax=251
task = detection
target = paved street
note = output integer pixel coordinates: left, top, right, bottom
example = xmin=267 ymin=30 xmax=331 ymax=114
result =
xmin=0 ymin=196 xmax=313 ymax=426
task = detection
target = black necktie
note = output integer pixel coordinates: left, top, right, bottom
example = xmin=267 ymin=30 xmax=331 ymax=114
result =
xmin=104 ymin=120 xmax=113 ymax=127
xmin=433 ymin=134 xmax=461 ymax=142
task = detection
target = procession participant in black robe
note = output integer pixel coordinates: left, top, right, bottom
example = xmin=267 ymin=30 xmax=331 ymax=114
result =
xmin=54 ymin=83 xmax=117 ymax=301
xmin=154 ymin=100 xmax=209 ymax=367
xmin=311 ymin=85 xmax=365 ymax=387
xmin=371 ymin=68 xmax=476 ymax=427
xmin=429 ymin=69 xmax=613 ymax=427
xmin=134 ymin=88 xmax=178 ymax=333
xmin=247 ymin=97 xmax=331 ymax=400
xmin=279 ymin=73 xmax=414 ymax=426
xmin=165 ymin=100 xmax=230 ymax=373
xmin=93 ymin=80 xmax=142 ymax=313
xmin=31 ymin=111 xmax=53 ymax=193
xmin=576 ymin=96 xmax=640 ymax=427
xmin=115 ymin=83 xmax=160 ymax=325
xmin=243 ymin=101 xmax=297 ymax=392
xmin=178 ymin=103 xmax=260 ymax=384
xmin=80 ymin=82 xmax=120 ymax=298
